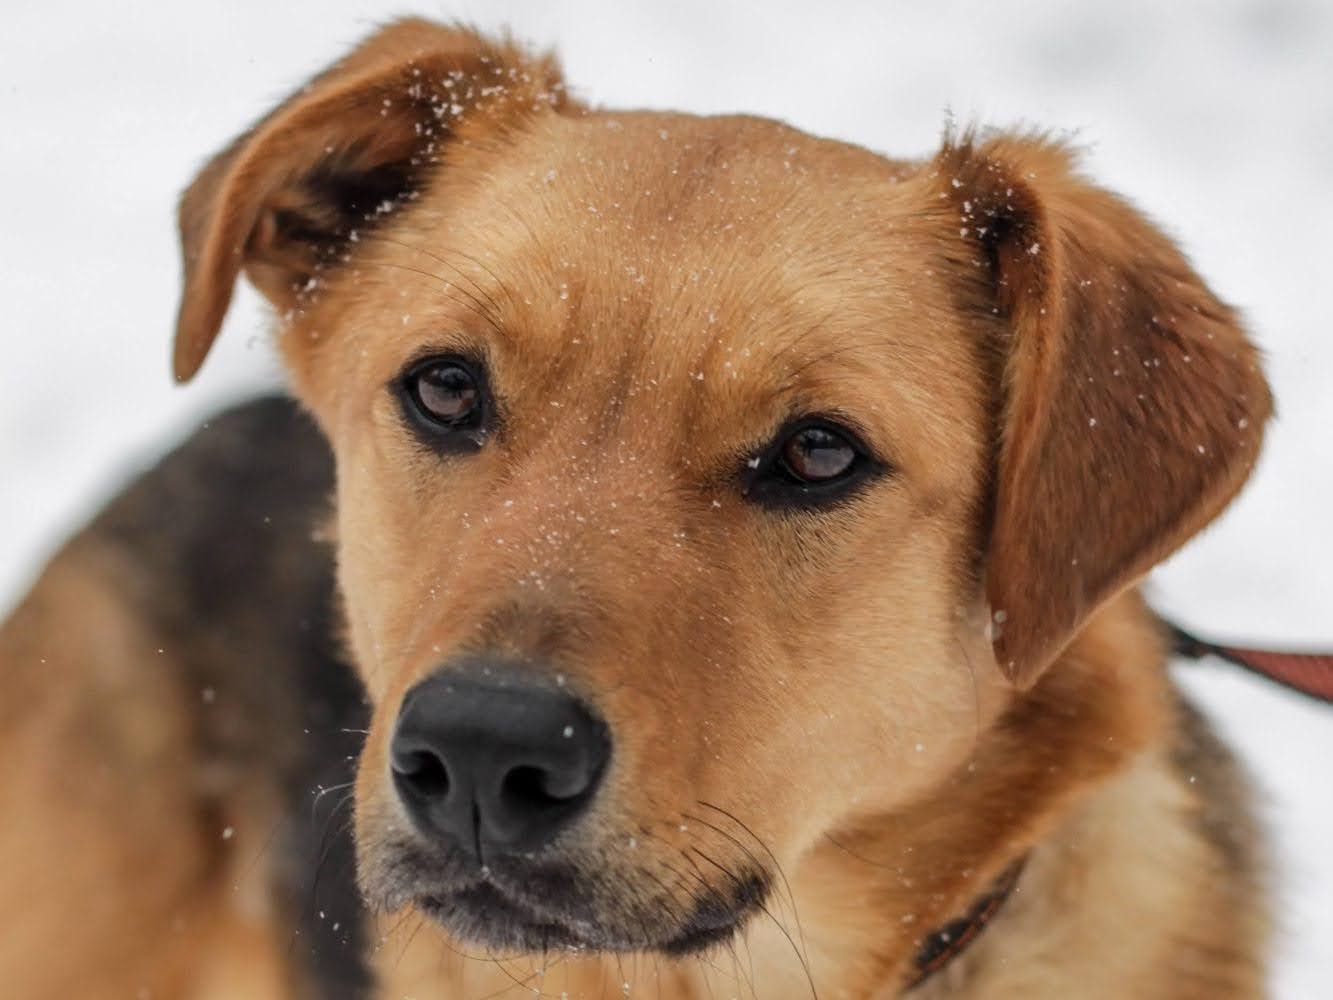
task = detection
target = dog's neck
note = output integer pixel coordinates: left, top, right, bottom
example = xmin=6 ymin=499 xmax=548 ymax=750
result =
xmin=723 ymin=593 xmax=1168 ymax=996
xmin=374 ymin=593 xmax=1170 ymax=998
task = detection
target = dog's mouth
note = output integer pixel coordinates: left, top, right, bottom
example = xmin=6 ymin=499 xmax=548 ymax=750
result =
xmin=417 ymin=880 xmax=591 ymax=952
xmin=408 ymin=862 xmax=770 ymax=956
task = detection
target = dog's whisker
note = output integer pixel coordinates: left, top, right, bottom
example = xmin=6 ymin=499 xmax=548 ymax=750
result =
xmin=658 ymin=859 xmax=743 ymax=983
xmin=357 ymin=232 xmax=512 ymax=328
xmin=636 ymin=825 xmax=723 ymax=922
xmin=723 ymin=936 xmax=751 ymax=1000
xmin=392 ymin=911 xmax=431 ymax=971
xmin=470 ymin=952 xmax=545 ymax=999
xmin=234 ymin=816 xmax=285 ymax=885
xmin=350 ymin=257 xmax=505 ymax=334
xmin=436 ymin=245 xmax=520 ymax=314
xmin=309 ymin=779 xmax=355 ymax=819
xmin=775 ymin=339 xmax=895 ymax=392
xmin=821 ymin=830 xmax=900 ymax=871
xmin=687 ymin=844 xmax=818 ymax=1000
xmin=951 ymin=624 xmax=985 ymax=760
xmin=532 ymin=947 xmax=573 ymax=1000
xmin=289 ymin=788 xmax=358 ymax=959
xmin=672 ymin=865 xmax=748 ymax=999
xmin=376 ymin=905 xmax=420 ymax=964
xmin=694 ymin=801 xmax=811 ymax=959
xmin=739 ymin=915 xmax=760 ymax=1000
xmin=681 ymin=810 xmax=771 ymax=886
xmin=610 ymin=948 xmax=639 ymax=1000
xmin=684 ymin=810 xmax=803 ymax=939
xmin=765 ymin=308 xmax=844 ymax=369
xmin=634 ymin=858 xmax=690 ymax=940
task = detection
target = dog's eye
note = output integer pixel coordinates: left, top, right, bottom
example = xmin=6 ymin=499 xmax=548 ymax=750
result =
xmin=412 ymin=362 xmax=479 ymax=425
xmin=396 ymin=356 xmax=490 ymax=448
xmin=779 ymin=427 xmax=857 ymax=483
xmin=744 ymin=419 xmax=881 ymax=508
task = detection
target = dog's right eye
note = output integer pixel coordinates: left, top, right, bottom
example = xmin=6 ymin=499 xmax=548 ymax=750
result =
xmin=396 ymin=356 xmax=490 ymax=450
xmin=742 ymin=417 xmax=885 ymax=509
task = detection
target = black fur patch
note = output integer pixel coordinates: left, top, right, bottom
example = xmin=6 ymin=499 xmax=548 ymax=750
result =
xmin=1169 ymin=692 xmax=1264 ymax=884
xmin=93 ymin=396 xmax=371 ymax=998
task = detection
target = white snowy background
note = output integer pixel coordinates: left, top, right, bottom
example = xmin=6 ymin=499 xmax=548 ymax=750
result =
xmin=2 ymin=1 xmax=1329 ymax=994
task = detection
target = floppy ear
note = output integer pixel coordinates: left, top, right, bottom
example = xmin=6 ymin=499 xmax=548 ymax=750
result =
xmin=937 ymin=133 xmax=1272 ymax=687
xmin=173 ymin=19 xmax=566 ymax=382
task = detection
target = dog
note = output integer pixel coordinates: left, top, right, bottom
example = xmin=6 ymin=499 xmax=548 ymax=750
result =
xmin=0 ymin=18 xmax=1274 ymax=998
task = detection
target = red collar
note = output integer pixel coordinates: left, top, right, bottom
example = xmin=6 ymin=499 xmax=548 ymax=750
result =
xmin=902 ymin=857 xmax=1027 ymax=993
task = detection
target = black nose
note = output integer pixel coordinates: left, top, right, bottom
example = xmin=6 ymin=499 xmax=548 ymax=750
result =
xmin=389 ymin=662 xmax=610 ymax=858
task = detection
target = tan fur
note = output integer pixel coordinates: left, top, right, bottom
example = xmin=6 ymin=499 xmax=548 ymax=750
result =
xmin=0 ymin=537 xmax=293 ymax=999
xmin=2 ymin=19 xmax=1273 ymax=998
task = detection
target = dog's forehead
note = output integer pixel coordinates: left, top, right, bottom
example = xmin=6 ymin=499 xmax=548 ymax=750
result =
xmin=351 ymin=109 xmax=978 ymax=469
xmin=423 ymin=110 xmax=939 ymax=355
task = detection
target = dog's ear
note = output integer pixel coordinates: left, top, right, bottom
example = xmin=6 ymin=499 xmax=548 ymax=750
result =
xmin=936 ymin=133 xmax=1272 ymax=687
xmin=173 ymin=19 xmax=566 ymax=382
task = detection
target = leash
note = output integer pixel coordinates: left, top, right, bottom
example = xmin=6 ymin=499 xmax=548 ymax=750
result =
xmin=1167 ymin=620 xmax=1333 ymax=705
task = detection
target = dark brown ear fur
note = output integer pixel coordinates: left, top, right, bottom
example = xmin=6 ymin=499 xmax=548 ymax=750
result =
xmin=937 ymin=132 xmax=1271 ymax=686
xmin=173 ymin=19 xmax=567 ymax=382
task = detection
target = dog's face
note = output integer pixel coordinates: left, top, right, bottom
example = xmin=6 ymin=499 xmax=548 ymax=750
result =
xmin=298 ymin=111 xmax=1008 ymax=952
xmin=172 ymin=22 xmax=1269 ymax=956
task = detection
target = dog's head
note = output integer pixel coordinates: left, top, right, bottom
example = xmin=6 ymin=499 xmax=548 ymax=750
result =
xmin=173 ymin=21 xmax=1270 ymax=956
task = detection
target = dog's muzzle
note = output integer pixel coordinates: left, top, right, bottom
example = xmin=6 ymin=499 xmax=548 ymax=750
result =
xmin=377 ymin=657 xmax=768 ymax=954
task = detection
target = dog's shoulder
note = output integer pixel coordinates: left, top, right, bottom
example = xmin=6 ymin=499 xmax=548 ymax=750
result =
xmin=85 ymin=396 xmax=371 ymax=996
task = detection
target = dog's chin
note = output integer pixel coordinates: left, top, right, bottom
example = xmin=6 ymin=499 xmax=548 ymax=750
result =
xmin=417 ymin=881 xmax=594 ymax=952
xmin=411 ymin=870 xmax=768 ymax=957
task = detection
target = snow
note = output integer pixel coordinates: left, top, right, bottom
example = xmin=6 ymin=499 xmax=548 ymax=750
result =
xmin=1 ymin=1 xmax=1329 ymax=993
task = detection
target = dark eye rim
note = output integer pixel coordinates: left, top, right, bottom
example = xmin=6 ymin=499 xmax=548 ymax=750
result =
xmin=742 ymin=416 xmax=887 ymax=509
xmin=393 ymin=351 xmax=494 ymax=452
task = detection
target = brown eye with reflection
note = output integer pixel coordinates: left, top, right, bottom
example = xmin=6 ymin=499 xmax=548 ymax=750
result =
xmin=397 ymin=356 xmax=490 ymax=451
xmin=779 ymin=426 xmax=858 ymax=483
xmin=411 ymin=361 xmax=480 ymax=426
xmin=745 ymin=418 xmax=883 ymax=509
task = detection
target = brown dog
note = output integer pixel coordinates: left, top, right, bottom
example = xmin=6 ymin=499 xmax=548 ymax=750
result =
xmin=0 ymin=19 xmax=1273 ymax=999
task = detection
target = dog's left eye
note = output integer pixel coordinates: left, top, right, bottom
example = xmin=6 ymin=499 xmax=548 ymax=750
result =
xmin=396 ymin=355 xmax=490 ymax=450
xmin=744 ymin=419 xmax=881 ymax=507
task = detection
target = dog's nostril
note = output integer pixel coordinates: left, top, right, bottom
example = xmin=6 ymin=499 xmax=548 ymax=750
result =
xmin=502 ymin=765 xmax=550 ymax=806
xmin=502 ymin=763 xmax=584 ymax=808
xmin=394 ymin=748 xmax=450 ymax=799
